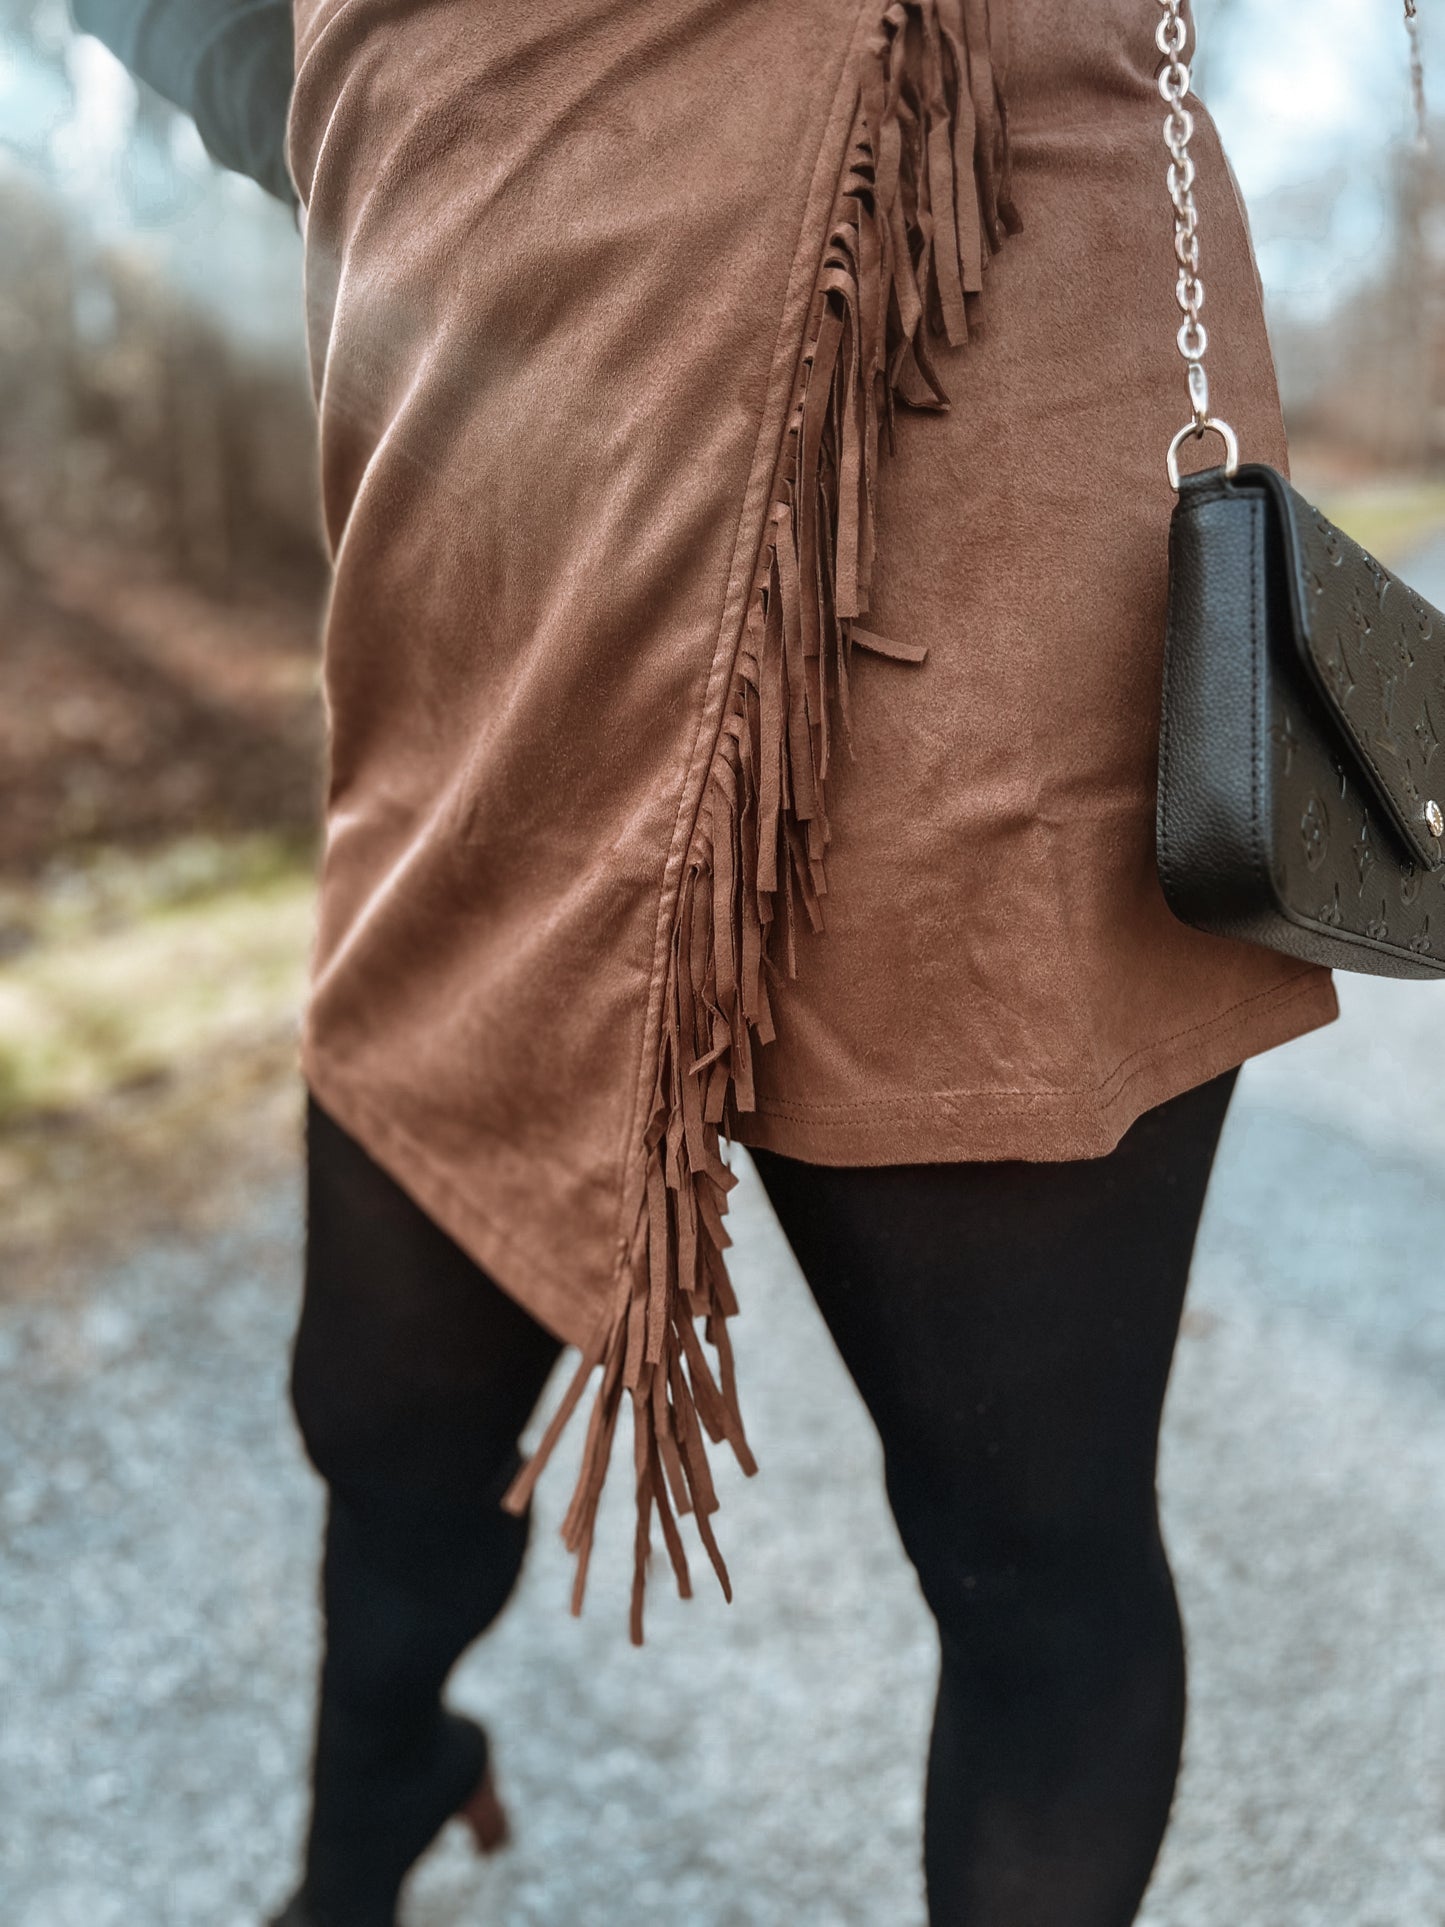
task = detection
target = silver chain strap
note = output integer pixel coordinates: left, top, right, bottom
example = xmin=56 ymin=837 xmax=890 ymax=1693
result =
xmin=1159 ymin=0 xmax=1427 ymax=489
xmin=1157 ymin=0 xmax=1238 ymax=488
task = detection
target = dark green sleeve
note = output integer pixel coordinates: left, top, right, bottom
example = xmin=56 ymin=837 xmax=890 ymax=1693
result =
xmin=68 ymin=0 xmax=297 ymax=210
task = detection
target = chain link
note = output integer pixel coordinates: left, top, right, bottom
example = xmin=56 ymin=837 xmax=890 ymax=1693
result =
xmin=1156 ymin=1 xmax=1205 ymax=400
xmin=1157 ymin=0 xmax=1237 ymax=484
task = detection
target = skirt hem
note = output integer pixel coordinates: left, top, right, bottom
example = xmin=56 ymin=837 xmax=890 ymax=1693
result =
xmin=299 ymin=1038 xmax=602 ymax=1354
xmin=728 ymin=967 xmax=1340 ymax=1165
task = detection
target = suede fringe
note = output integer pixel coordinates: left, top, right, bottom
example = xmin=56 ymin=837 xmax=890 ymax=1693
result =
xmin=501 ymin=0 xmax=1019 ymax=1642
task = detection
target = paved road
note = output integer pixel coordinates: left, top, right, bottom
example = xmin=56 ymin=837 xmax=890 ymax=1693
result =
xmin=3 ymin=967 xmax=1442 ymax=1927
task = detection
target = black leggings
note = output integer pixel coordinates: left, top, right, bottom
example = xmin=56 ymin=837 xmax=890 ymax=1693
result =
xmin=291 ymin=1068 xmax=1238 ymax=1925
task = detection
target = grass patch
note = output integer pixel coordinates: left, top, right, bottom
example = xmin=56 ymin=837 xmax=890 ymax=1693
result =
xmin=0 ymin=832 xmax=318 ymax=1291
xmin=0 ymin=832 xmax=316 ymax=1129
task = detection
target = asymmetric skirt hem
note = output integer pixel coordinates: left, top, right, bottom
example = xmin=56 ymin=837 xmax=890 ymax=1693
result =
xmin=729 ymin=967 xmax=1340 ymax=1166
xmin=300 ymin=1039 xmax=602 ymax=1352
xmin=299 ymin=962 xmax=1339 ymax=1378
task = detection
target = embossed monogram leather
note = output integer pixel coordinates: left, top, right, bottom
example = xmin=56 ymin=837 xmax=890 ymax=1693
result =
xmin=1158 ymin=462 xmax=1445 ymax=980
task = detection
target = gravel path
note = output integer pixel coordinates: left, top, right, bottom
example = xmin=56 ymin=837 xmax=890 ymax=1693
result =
xmin=2 ymin=969 xmax=1442 ymax=1927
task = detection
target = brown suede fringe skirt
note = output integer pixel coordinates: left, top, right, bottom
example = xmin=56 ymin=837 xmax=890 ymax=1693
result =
xmin=285 ymin=0 xmax=1338 ymax=1641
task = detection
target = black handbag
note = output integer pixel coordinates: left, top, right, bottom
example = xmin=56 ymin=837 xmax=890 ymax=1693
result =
xmin=1152 ymin=0 xmax=1445 ymax=982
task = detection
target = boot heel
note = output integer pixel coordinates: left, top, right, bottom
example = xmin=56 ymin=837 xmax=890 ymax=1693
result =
xmin=459 ymin=1758 xmax=511 ymax=1855
xmin=268 ymin=1712 xmax=506 ymax=1926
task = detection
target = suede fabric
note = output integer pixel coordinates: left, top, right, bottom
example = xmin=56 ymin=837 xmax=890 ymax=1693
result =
xmin=728 ymin=7 xmax=1341 ymax=1165
xmin=285 ymin=0 xmax=1336 ymax=1632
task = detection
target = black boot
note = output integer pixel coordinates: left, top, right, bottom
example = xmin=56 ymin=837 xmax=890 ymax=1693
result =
xmin=268 ymin=1708 xmax=505 ymax=1927
xmin=269 ymin=1479 xmax=530 ymax=1927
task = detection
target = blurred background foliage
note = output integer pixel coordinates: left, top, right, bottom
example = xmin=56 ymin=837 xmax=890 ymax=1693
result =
xmin=0 ymin=0 xmax=322 ymax=1277
xmin=0 ymin=0 xmax=1441 ymax=1280
xmin=1195 ymin=0 xmax=1445 ymax=479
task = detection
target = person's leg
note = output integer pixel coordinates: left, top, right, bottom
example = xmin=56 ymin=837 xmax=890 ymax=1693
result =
xmin=285 ymin=1093 xmax=565 ymax=1927
xmin=751 ymin=1068 xmax=1238 ymax=1927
